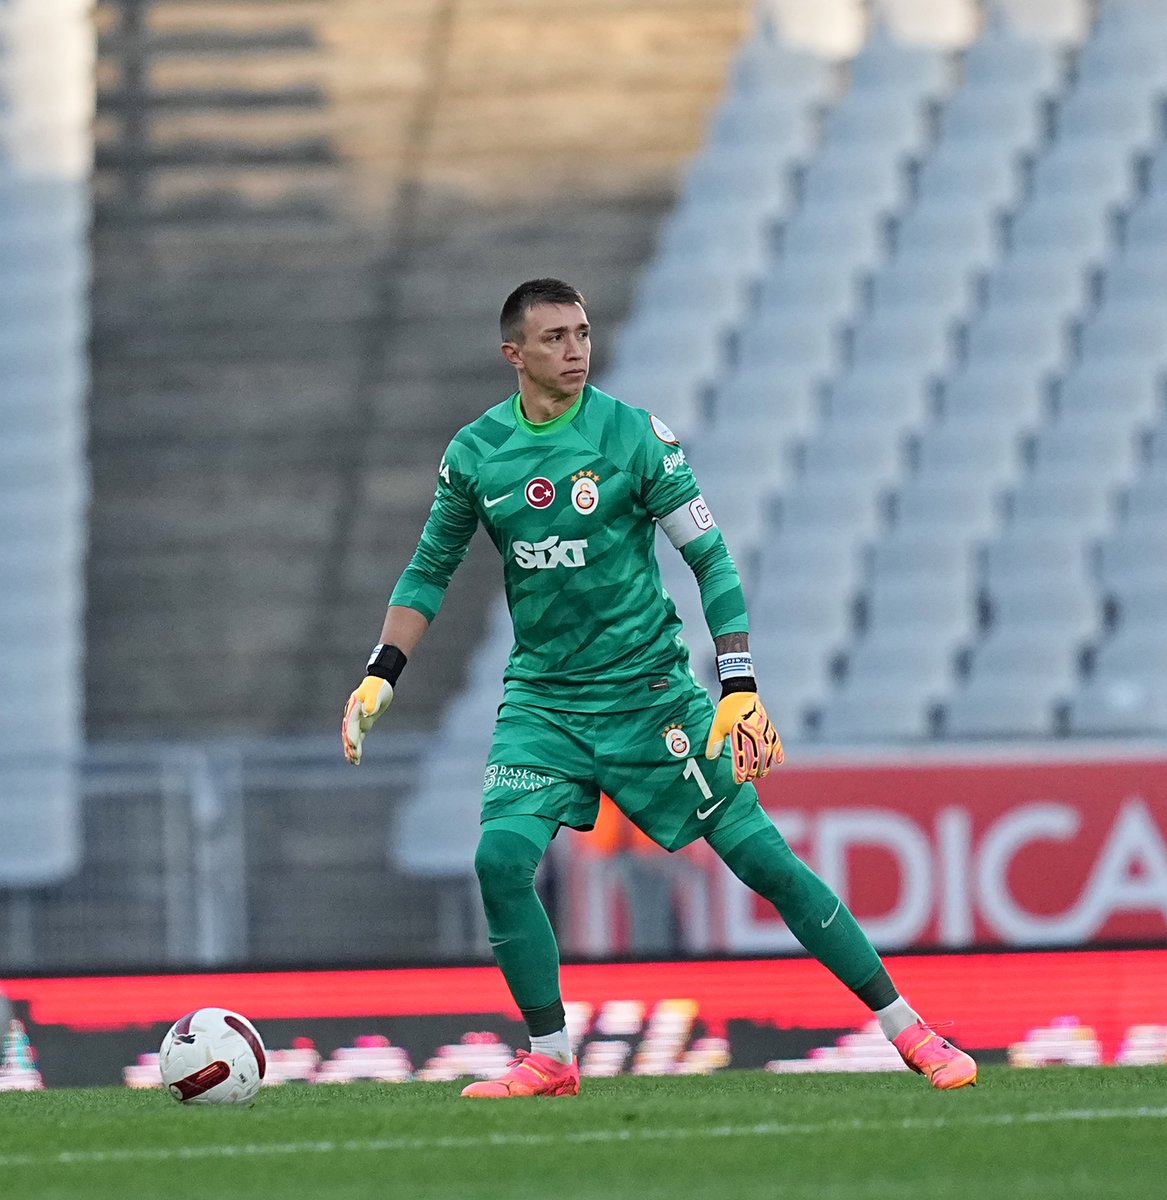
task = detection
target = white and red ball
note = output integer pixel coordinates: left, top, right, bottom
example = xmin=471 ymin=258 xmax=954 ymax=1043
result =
xmin=159 ymin=1007 xmax=266 ymax=1105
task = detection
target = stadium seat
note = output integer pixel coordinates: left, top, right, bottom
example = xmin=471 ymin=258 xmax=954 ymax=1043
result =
xmin=1103 ymin=255 xmax=1167 ymax=304
xmin=1124 ymin=196 xmax=1167 ymax=249
xmin=939 ymin=90 xmax=1047 ymax=147
xmin=1120 ymin=475 xmax=1167 ymax=526
xmin=909 ymin=420 xmax=1026 ymax=485
xmin=1107 ymin=575 xmax=1167 ymax=629
xmin=825 ymin=93 xmax=932 ymax=154
xmin=848 ymin=312 xmax=955 ymax=375
xmin=810 ymin=684 xmax=933 ymax=742
xmin=1095 ymin=526 xmax=1167 ymax=592
xmin=1052 ymin=86 xmax=1162 ymax=148
xmin=982 ymin=253 xmax=1091 ymax=314
xmin=822 ymin=369 xmax=933 ymax=430
xmin=679 ymin=151 xmax=792 ymax=219
xmin=1074 ymin=31 xmax=1167 ymax=87
xmin=858 ymin=577 xmax=975 ymax=638
xmin=1025 ymin=417 xmax=1141 ymax=474
xmin=712 ymin=368 xmax=820 ymax=432
xmin=848 ymin=23 xmax=953 ymax=97
xmin=892 ymin=203 xmax=1001 ymax=263
xmin=799 ymin=145 xmax=909 ymax=214
xmin=1144 ymin=420 xmax=1167 ymax=468
xmin=844 ymin=629 xmax=963 ymax=689
xmin=868 ymin=254 xmax=976 ymax=313
xmin=864 ymin=528 xmax=977 ymax=586
xmin=937 ymin=366 xmax=1050 ymax=422
xmin=1064 ymin=677 xmax=1167 ymax=735
xmin=891 ymin=478 xmax=1004 ymax=538
xmin=1008 ymin=201 xmax=1115 ymax=261
xmin=915 ymin=147 xmax=1024 ymax=209
xmin=751 ymin=576 xmax=855 ymax=645
xmin=962 ymin=309 xmax=1069 ymax=372
xmin=1055 ymin=363 xmax=1162 ymax=420
xmin=983 ymin=579 xmax=1100 ymax=640
xmin=1005 ymin=477 xmax=1120 ymax=537
xmin=780 ymin=207 xmax=888 ymax=270
xmin=734 ymin=311 xmax=842 ymax=377
xmin=1078 ymin=303 xmax=1167 ymax=365
xmin=960 ymin=20 xmax=1067 ymax=93
xmin=777 ymin=479 xmax=887 ymax=540
xmin=938 ymin=680 xmax=1058 ymax=738
xmin=1089 ymin=628 xmax=1167 ymax=682
xmin=981 ymin=528 xmax=1092 ymax=592
xmin=728 ymin=33 xmax=833 ymax=101
xmin=795 ymin=424 xmax=906 ymax=485
xmin=709 ymin=95 xmax=816 ymax=157
xmin=753 ymin=532 xmax=864 ymax=596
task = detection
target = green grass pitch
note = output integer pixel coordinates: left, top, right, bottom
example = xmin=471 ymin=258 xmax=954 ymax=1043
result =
xmin=2 ymin=1067 xmax=1166 ymax=1200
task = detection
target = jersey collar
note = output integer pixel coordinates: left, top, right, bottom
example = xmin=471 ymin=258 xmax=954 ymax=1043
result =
xmin=512 ymin=385 xmax=588 ymax=435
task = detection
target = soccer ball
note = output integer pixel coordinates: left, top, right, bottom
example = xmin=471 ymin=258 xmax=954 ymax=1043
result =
xmin=159 ymin=1007 xmax=266 ymax=1105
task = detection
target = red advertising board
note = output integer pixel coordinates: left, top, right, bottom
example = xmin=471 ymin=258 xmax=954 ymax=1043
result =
xmin=4 ymin=948 xmax=1167 ymax=1086
xmin=563 ymin=753 xmax=1167 ymax=953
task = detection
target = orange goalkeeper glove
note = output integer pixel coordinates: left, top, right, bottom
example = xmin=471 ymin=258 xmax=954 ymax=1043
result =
xmin=705 ymin=691 xmax=784 ymax=784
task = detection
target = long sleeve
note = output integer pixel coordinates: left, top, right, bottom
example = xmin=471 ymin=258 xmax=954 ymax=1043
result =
xmin=680 ymin=526 xmax=749 ymax=639
xmin=389 ymin=441 xmax=479 ymax=621
xmin=634 ymin=414 xmax=749 ymax=642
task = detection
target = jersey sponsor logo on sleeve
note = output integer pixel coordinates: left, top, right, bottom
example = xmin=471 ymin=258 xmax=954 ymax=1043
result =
xmin=525 ymin=477 xmax=556 ymax=509
xmin=513 ymin=535 xmax=588 ymax=569
xmin=662 ymin=448 xmax=686 ymax=475
xmin=650 ymin=414 xmax=679 ymax=445
xmin=570 ymin=471 xmax=600 ymax=514
xmin=663 ymin=724 xmax=691 ymax=758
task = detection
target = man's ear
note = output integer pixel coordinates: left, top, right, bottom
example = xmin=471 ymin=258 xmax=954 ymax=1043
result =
xmin=501 ymin=341 xmax=523 ymax=368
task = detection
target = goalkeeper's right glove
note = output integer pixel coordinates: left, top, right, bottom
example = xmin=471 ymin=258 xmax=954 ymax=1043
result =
xmin=342 ymin=644 xmax=407 ymax=764
xmin=342 ymin=676 xmax=393 ymax=765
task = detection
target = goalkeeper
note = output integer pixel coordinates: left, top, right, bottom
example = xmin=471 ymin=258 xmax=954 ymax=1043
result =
xmin=343 ymin=278 xmax=976 ymax=1097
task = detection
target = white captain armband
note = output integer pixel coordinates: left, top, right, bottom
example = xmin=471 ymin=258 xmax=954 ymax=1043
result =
xmin=658 ymin=495 xmax=717 ymax=549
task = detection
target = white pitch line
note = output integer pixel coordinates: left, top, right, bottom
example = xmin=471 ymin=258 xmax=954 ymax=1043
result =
xmin=1 ymin=1105 xmax=1165 ymax=1170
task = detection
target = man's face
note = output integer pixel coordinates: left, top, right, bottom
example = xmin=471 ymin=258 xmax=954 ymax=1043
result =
xmin=502 ymin=302 xmax=591 ymax=398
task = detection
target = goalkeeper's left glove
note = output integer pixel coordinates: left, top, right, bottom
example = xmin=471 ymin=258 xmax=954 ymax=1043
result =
xmin=705 ymin=688 xmax=784 ymax=785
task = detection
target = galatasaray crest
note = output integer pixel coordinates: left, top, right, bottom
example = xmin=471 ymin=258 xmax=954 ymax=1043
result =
xmin=570 ymin=470 xmax=600 ymax=515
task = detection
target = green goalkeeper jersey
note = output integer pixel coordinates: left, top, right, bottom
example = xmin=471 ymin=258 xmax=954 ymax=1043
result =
xmin=390 ymin=384 xmax=749 ymax=712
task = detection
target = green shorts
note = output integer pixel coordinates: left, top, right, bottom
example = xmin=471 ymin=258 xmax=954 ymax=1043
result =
xmin=481 ymin=686 xmax=760 ymax=852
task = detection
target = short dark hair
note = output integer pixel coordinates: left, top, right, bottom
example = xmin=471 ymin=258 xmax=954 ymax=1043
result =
xmin=500 ymin=278 xmax=585 ymax=343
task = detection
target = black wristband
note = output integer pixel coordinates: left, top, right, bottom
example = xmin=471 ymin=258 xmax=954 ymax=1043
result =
xmin=720 ymin=675 xmax=757 ymax=697
xmin=366 ymin=643 xmax=407 ymax=685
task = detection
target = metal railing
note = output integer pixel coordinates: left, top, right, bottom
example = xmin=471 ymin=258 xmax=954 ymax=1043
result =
xmin=0 ymin=733 xmax=487 ymax=972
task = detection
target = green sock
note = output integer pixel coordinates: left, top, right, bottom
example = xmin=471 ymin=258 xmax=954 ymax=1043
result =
xmin=474 ymin=818 xmax=564 ymax=1025
xmin=711 ymin=822 xmax=886 ymax=998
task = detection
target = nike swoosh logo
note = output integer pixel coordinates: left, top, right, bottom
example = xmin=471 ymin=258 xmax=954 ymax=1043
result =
xmin=697 ymin=798 xmax=726 ymax=820
xmin=821 ymin=898 xmax=842 ymax=929
xmin=483 ymin=493 xmax=513 ymax=509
